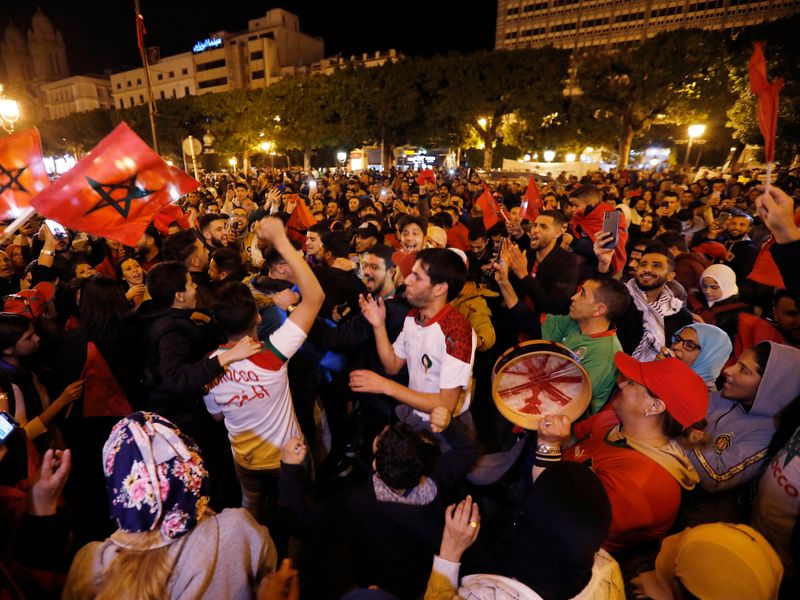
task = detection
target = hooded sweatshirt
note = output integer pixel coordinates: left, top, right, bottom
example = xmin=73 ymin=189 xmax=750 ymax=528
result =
xmin=689 ymin=342 xmax=800 ymax=492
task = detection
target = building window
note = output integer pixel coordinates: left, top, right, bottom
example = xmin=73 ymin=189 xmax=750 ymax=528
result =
xmin=169 ymin=71 xmax=174 ymax=78
xmin=250 ymin=50 xmax=264 ymax=60
xmin=198 ymin=77 xmax=227 ymax=89
xmin=136 ymin=78 xmax=142 ymax=85
xmin=160 ymin=90 xmax=166 ymax=100
xmin=252 ymin=70 xmax=265 ymax=79
xmin=184 ymin=86 xmax=190 ymax=96
xmin=119 ymin=98 xmax=124 ymax=108
xmin=196 ymin=59 xmax=226 ymax=72
xmin=157 ymin=73 xmax=163 ymax=80
xmin=182 ymin=68 xmax=189 ymax=75
xmin=139 ymin=94 xmax=144 ymax=102
xmin=127 ymin=80 xmax=131 ymax=87
xmin=259 ymin=32 xmax=274 ymax=39
xmin=116 ymin=83 xmax=121 ymax=89
xmin=129 ymin=97 xmax=134 ymax=107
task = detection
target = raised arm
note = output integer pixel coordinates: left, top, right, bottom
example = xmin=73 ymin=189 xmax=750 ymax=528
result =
xmin=359 ymin=293 xmax=405 ymax=375
xmin=255 ymin=217 xmax=324 ymax=334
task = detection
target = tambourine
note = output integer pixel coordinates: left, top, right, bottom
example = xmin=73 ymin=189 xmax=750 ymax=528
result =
xmin=491 ymin=340 xmax=592 ymax=430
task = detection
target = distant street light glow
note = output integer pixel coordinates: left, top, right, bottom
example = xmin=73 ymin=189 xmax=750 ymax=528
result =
xmin=543 ymin=150 xmax=556 ymax=163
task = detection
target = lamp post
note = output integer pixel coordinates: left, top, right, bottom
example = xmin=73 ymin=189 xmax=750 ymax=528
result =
xmin=337 ymin=151 xmax=347 ymax=170
xmin=543 ymin=150 xmax=556 ymax=163
xmin=0 ymin=85 xmax=20 ymax=134
xmin=228 ymin=156 xmax=238 ymax=174
xmin=684 ymin=124 xmax=706 ymax=164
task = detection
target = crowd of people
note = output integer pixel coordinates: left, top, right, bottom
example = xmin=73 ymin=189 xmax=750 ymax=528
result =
xmin=1 ymin=162 xmax=799 ymax=600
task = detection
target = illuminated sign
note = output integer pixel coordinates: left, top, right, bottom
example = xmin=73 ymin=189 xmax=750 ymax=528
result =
xmin=193 ymin=38 xmax=223 ymax=53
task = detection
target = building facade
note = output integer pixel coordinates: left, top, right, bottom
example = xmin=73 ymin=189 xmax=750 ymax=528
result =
xmin=111 ymin=8 xmax=324 ymax=108
xmin=41 ymin=75 xmax=113 ymax=119
xmin=496 ymin=0 xmax=800 ymax=50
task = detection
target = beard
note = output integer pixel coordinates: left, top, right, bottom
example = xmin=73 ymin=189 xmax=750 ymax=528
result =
xmin=635 ymin=272 xmax=668 ymax=291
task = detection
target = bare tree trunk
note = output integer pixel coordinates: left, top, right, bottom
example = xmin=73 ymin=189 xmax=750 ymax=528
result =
xmin=383 ymin=144 xmax=395 ymax=172
xmin=243 ymin=150 xmax=250 ymax=173
xmin=303 ymin=148 xmax=312 ymax=170
xmin=618 ymin=126 xmax=634 ymax=169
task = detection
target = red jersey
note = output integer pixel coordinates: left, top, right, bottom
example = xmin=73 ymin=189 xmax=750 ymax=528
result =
xmin=564 ymin=410 xmax=681 ymax=551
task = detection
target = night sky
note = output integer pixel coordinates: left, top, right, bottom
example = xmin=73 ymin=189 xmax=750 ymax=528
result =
xmin=0 ymin=0 xmax=497 ymax=75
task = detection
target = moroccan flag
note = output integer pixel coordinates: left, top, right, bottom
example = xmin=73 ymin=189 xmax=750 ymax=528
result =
xmin=152 ymin=201 xmax=190 ymax=235
xmin=286 ymin=194 xmax=317 ymax=231
xmin=0 ymin=128 xmax=50 ymax=219
xmin=520 ymin=175 xmax=543 ymax=221
xmin=30 ymin=122 xmax=199 ymax=246
xmin=748 ymin=42 xmax=784 ymax=163
xmin=476 ymin=182 xmax=499 ymax=230
xmin=136 ymin=11 xmax=147 ymax=55
xmin=416 ymin=168 xmax=436 ymax=186
xmin=82 ymin=342 xmax=133 ymax=418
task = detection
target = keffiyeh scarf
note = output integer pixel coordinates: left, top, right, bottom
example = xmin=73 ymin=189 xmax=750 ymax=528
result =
xmin=626 ymin=280 xmax=685 ymax=361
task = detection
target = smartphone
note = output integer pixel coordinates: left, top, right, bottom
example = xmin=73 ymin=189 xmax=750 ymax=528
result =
xmin=716 ymin=212 xmax=732 ymax=229
xmin=601 ymin=210 xmax=620 ymax=249
xmin=0 ymin=411 xmax=19 ymax=446
xmin=45 ymin=219 xmax=68 ymax=240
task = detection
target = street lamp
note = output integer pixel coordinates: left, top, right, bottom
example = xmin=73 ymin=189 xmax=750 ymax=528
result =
xmin=565 ymin=153 xmax=576 ymax=162
xmin=260 ymin=141 xmax=274 ymax=153
xmin=523 ymin=153 xmax=531 ymax=162
xmin=477 ymin=117 xmax=487 ymax=129
xmin=228 ymin=156 xmax=237 ymax=173
xmin=337 ymin=151 xmax=347 ymax=168
xmin=0 ymin=85 xmax=20 ymax=134
xmin=543 ymin=150 xmax=556 ymax=163
xmin=684 ymin=123 xmax=706 ymax=164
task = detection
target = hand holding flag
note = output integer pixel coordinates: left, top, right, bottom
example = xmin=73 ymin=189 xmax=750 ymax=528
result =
xmin=475 ymin=182 xmax=500 ymax=230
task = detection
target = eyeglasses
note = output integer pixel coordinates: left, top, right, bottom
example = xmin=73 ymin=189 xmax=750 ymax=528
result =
xmin=672 ymin=334 xmax=701 ymax=352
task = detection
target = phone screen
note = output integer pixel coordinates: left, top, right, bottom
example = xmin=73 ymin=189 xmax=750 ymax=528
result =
xmin=716 ymin=212 xmax=732 ymax=229
xmin=45 ymin=219 xmax=67 ymax=239
xmin=601 ymin=211 xmax=620 ymax=249
xmin=0 ymin=412 xmax=18 ymax=444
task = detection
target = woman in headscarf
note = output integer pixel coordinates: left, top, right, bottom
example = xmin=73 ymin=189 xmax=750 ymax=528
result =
xmin=658 ymin=323 xmax=732 ymax=392
xmin=62 ymin=412 xmax=276 ymax=600
xmin=692 ymin=264 xmax=749 ymax=342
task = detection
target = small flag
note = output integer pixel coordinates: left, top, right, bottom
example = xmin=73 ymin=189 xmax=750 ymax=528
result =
xmin=152 ymin=201 xmax=190 ymax=235
xmin=286 ymin=194 xmax=317 ymax=230
xmin=136 ymin=11 xmax=147 ymax=56
xmin=0 ymin=128 xmax=50 ymax=219
xmin=520 ymin=175 xmax=543 ymax=221
xmin=748 ymin=42 xmax=784 ymax=163
xmin=416 ymin=168 xmax=436 ymax=186
xmin=30 ymin=122 xmax=199 ymax=246
xmin=476 ymin=182 xmax=499 ymax=230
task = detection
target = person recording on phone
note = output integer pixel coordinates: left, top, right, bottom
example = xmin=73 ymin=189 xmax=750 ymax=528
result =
xmin=692 ymin=208 xmax=759 ymax=284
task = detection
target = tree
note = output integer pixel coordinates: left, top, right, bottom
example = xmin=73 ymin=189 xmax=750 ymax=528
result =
xmin=425 ymin=48 xmax=570 ymax=170
xmin=39 ymin=108 xmax=115 ymax=156
xmin=725 ymin=16 xmax=800 ymax=163
xmin=575 ymin=29 xmax=729 ymax=168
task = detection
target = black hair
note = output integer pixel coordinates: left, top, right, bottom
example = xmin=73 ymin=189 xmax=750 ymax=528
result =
xmin=589 ymin=276 xmax=631 ymax=322
xmin=416 ymin=248 xmax=467 ymax=301
xmin=28 ymin=264 xmax=58 ymax=286
xmin=752 ymin=341 xmax=772 ymax=376
xmin=146 ymin=261 xmax=189 ymax=306
xmin=210 ymin=247 xmax=244 ymax=278
xmin=728 ymin=207 xmax=754 ymax=224
xmin=199 ymin=214 xmax=226 ymax=231
xmin=78 ymin=275 xmax=135 ymax=346
xmin=0 ymin=313 xmax=31 ymax=353
xmin=365 ymin=244 xmax=395 ymax=271
xmin=537 ymin=209 xmax=568 ymax=228
xmin=320 ymin=230 xmax=351 ymax=259
xmin=142 ymin=224 xmax=162 ymax=248
xmin=487 ymin=222 xmax=507 ymax=237
xmin=212 ymin=281 xmax=257 ymax=338
xmin=468 ymin=224 xmax=487 ymax=242
xmin=252 ymin=276 xmax=293 ymax=295
xmin=656 ymin=231 xmax=688 ymax=253
xmin=162 ymin=229 xmax=201 ymax=265
xmin=429 ymin=212 xmax=453 ymax=229
xmin=397 ymin=214 xmax=427 ymax=235
xmin=568 ymin=184 xmax=601 ymax=205
xmin=374 ymin=423 xmax=427 ymax=489
xmin=640 ymin=241 xmax=675 ymax=269
xmin=661 ymin=217 xmax=683 ymax=233
xmin=308 ymin=222 xmax=328 ymax=236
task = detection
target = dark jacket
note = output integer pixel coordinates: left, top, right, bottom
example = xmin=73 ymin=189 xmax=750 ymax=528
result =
xmin=772 ymin=239 xmax=800 ymax=304
xmin=313 ymin=264 xmax=366 ymax=321
xmin=510 ymin=245 xmax=579 ymax=316
xmin=613 ymin=287 xmax=694 ymax=356
xmin=279 ymin=418 xmax=478 ymax=599
xmin=138 ymin=301 xmax=223 ymax=437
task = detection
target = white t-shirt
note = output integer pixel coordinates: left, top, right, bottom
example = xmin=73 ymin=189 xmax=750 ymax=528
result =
xmin=393 ymin=304 xmax=476 ymax=419
xmin=204 ymin=318 xmax=307 ymax=470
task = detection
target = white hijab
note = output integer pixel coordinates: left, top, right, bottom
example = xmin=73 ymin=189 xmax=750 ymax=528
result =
xmin=701 ymin=264 xmax=738 ymax=306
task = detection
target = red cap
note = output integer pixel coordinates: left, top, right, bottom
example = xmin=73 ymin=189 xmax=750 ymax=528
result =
xmin=692 ymin=241 xmax=728 ymax=260
xmin=4 ymin=282 xmax=56 ymax=320
xmin=614 ymin=352 xmax=709 ymax=428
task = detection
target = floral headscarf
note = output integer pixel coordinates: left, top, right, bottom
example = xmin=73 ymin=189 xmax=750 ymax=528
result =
xmin=102 ymin=412 xmax=210 ymax=543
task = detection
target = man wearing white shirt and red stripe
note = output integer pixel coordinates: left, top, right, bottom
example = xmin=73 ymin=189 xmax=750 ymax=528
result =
xmin=350 ymin=248 xmax=477 ymax=425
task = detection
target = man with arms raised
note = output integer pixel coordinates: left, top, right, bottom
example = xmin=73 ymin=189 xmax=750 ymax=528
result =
xmin=350 ymin=249 xmax=476 ymax=429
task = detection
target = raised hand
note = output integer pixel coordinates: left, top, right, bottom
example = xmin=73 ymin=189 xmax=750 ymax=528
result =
xmin=439 ymin=495 xmax=480 ymax=563
xmin=28 ymin=448 xmax=71 ymax=516
xmin=592 ymin=231 xmax=615 ymax=273
xmin=430 ymin=406 xmax=452 ymax=433
xmin=359 ymin=293 xmax=386 ymax=328
xmin=256 ymin=216 xmax=288 ymax=244
xmin=756 ymin=185 xmax=800 ymax=244
xmin=537 ymin=414 xmax=571 ymax=446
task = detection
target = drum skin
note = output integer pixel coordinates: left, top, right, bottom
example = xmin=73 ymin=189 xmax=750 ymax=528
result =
xmin=492 ymin=340 xmax=592 ymax=430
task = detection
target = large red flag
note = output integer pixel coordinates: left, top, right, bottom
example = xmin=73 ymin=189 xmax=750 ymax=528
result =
xmin=31 ymin=122 xmax=199 ymax=246
xmin=476 ymin=182 xmax=499 ymax=230
xmin=0 ymin=128 xmax=50 ymax=219
xmin=152 ymin=201 xmax=190 ymax=234
xmin=286 ymin=194 xmax=317 ymax=231
xmin=520 ymin=175 xmax=543 ymax=221
xmin=748 ymin=42 xmax=784 ymax=163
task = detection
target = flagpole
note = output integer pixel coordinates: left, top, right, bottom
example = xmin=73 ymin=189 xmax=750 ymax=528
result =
xmin=0 ymin=206 xmax=36 ymax=244
xmin=134 ymin=0 xmax=160 ymax=154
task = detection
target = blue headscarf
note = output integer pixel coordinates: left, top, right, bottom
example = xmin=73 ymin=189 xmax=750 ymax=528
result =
xmin=676 ymin=324 xmax=732 ymax=384
xmin=102 ymin=412 xmax=210 ymax=543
